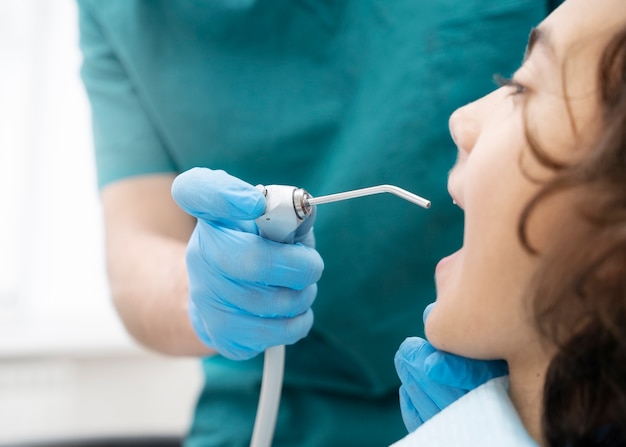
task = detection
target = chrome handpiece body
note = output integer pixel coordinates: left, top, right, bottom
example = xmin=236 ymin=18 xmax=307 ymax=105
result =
xmin=255 ymin=184 xmax=314 ymax=243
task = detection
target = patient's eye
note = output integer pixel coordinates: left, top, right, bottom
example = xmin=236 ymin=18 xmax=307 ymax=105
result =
xmin=493 ymin=73 xmax=527 ymax=96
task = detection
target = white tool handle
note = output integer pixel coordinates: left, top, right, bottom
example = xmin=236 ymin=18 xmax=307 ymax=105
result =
xmin=250 ymin=345 xmax=285 ymax=447
xmin=251 ymin=185 xmax=305 ymax=447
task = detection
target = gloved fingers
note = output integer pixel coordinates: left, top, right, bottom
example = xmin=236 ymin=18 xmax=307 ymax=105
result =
xmin=194 ymin=222 xmax=324 ymax=290
xmin=193 ymin=305 xmax=315 ymax=360
xmin=396 ymin=379 xmax=439 ymax=429
xmin=422 ymin=302 xmax=436 ymax=323
xmin=417 ymin=372 xmax=467 ymax=410
xmin=398 ymin=375 xmax=468 ymax=431
xmin=395 ymin=337 xmax=435 ymax=368
xmin=188 ymin=300 xmax=216 ymax=349
xmin=396 ymin=337 xmax=465 ymax=410
xmin=394 ymin=338 xmax=443 ymax=420
xmin=293 ymin=206 xmax=316 ymax=247
xmin=172 ymin=168 xmax=266 ymax=225
xmin=206 ymin=279 xmax=318 ymax=319
xmin=252 ymin=239 xmax=323 ymax=290
xmin=215 ymin=309 xmax=313 ymax=360
xmin=424 ymin=350 xmax=509 ymax=390
xmin=398 ymin=385 xmax=426 ymax=433
xmin=294 ymin=229 xmax=316 ymax=248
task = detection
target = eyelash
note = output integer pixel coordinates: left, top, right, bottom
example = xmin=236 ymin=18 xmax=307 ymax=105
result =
xmin=493 ymin=73 xmax=527 ymax=96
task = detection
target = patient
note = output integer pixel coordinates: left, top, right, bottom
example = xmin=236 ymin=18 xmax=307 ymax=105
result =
xmin=395 ymin=0 xmax=626 ymax=445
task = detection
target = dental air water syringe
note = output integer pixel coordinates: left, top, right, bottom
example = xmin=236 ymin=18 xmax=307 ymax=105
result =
xmin=249 ymin=184 xmax=430 ymax=447
xmin=250 ymin=185 xmax=430 ymax=447
xmin=255 ymin=184 xmax=431 ymax=243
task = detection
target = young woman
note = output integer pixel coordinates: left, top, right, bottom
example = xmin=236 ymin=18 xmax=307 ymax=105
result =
xmin=396 ymin=0 xmax=626 ymax=445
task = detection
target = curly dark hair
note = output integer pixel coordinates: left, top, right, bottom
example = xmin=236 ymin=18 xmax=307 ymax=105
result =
xmin=517 ymin=26 xmax=626 ymax=446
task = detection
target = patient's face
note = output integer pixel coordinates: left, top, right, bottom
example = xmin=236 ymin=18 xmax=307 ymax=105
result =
xmin=425 ymin=0 xmax=626 ymax=363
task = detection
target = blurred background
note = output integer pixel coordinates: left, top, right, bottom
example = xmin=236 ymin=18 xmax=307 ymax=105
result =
xmin=0 ymin=0 xmax=202 ymax=444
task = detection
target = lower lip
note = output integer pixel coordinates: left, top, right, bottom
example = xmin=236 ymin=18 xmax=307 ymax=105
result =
xmin=435 ymin=250 xmax=461 ymax=275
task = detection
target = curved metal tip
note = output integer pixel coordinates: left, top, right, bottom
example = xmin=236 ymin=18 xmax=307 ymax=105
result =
xmin=306 ymin=184 xmax=431 ymax=209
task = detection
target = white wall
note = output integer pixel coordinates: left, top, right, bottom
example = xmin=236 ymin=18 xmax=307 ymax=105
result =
xmin=0 ymin=1 xmax=202 ymax=443
xmin=0 ymin=354 xmax=202 ymax=444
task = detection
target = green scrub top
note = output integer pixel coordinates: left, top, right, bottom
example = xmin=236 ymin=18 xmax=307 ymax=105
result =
xmin=77 ymin=1 xmax=559 ymax=446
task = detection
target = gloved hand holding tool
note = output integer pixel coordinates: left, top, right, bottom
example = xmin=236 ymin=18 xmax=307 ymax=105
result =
xmin=171 ymin=167 xmax=324 ymax=361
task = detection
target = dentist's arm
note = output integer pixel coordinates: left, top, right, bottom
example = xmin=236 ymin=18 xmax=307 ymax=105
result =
xmin=101 ymin=174 xmax=210 ymax=355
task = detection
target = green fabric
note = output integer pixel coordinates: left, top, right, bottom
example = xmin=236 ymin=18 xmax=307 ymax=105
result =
xmin=78 ymin=1 xmax=558 ymax=445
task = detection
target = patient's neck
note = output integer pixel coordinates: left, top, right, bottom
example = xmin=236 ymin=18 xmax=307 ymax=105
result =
xmin=507 ymin=352 xmax=551 ymax=446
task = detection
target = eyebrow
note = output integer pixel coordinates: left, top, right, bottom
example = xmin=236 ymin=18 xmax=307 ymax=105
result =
xmin=524 ymin=27 xmax=554 ymax=61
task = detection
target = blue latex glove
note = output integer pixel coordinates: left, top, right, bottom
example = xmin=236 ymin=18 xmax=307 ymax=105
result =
xmin=394 ymin=303 xmax=509 ymax=432
xmin=171 ymin=168 xmax=324 ymax=360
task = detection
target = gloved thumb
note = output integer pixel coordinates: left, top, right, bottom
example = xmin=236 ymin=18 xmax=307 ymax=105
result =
xmin=172 ymin=168 xmax=266 ymax=223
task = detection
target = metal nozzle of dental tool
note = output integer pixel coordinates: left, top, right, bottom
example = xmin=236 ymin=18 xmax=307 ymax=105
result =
xmin=286 ymin=184 xmax=432 ymax=219
xmin=255 ymin=184 xmax=430 ymax=244
xmin=305 ymin=184 xmax=430 ymax=214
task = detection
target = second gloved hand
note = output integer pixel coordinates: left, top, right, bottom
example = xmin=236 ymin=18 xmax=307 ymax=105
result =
xmin=394 ymin=303 xmax=508 ymax=432
xmin=171 ymin=168 xmax=324 ymax=361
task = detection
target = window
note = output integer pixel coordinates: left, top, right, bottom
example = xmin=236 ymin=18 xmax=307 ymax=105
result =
xmin=0 ymin=0 xmax=132 ymax=354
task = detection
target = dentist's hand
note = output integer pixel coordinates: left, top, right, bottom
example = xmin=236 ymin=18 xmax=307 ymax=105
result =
xmin=171 ymin=168 xmax=324 ymax=360
xmin=394 ymin=304 xmax=508 ymax=432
